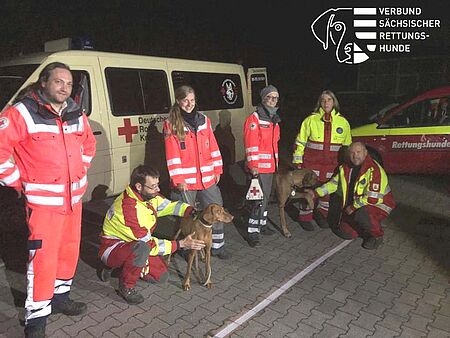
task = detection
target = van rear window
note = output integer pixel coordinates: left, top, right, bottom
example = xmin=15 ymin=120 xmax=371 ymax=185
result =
xmin=105 ymin=68 xmax=171 ymax=116
xmin=171 ymin=71 xmax=243 ymax=111
xmin=0 ymin=64 xmax=38 ymax=110
xmin=250 ymin=73 xmax=267 ymax=107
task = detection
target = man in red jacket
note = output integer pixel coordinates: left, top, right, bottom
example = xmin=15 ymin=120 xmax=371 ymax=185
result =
xmin=0 ymin=62 xmax=96 ymax=337
xmin=306 ymin=142 xmax=395 ymax=250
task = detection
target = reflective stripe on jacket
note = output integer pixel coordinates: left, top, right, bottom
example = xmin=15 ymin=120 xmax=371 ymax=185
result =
xmin=101 ymin=185 xmax=192 ymax=256
xmin=315 ymin=155 xmax=396 ymax=215
xmin=293 ymin=108 xmax=351 ymax=181
xmin=0 ymin=93 xmax=96 ymax=213
xmin=244 ymin=106 xmax=280 ymax=174
xmin=163 ymin=113 xmax=223 ymax=190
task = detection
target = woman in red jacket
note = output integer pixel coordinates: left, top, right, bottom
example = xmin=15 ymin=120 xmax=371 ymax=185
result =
xmin=163 ymin=85 xmax=230 ymax=259
xmin=243 ymin=85 xmax=281 ymax=247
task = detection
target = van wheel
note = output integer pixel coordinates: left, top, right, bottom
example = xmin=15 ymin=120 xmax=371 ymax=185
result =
xmin=367 ymin=147 xmax=383 ymax=167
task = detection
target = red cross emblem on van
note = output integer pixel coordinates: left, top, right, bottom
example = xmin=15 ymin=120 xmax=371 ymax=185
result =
xmin=118 ymin=118 xmax=138 ymax=143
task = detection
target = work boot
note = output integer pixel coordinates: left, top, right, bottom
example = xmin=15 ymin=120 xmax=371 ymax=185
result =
xmin=211 ymin=248 xmax=232 ymax=259
xmin=331 ymin=227 xmax=354 ymax=240
xmin=313 ymin=211 xmax=329 ymax=229
xmin=298 ymin=219 xmax=317 ymax=231
xmin=260 ymin=226 xmax=276 ymax=236
xmin=24 ymin=319 xmax=46 ymax=338
xmin=97 ymin=266 xmax=113 ymax=282
xmin=118 ymin=285 xmax=144 ymax=305
xmin=362 ymin=236 xmax=383 ymax=250
xmin=247 ymin=236 xmax=261 ymax=248
xmin=143 ymin=271 xmax=170 ymax=284
xmin=52 ymin=299 xmax=87 ymax=316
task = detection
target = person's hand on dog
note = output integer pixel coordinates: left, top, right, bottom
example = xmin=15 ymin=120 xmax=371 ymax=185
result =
xmin=177 ymin=183 xmax=187 ymax=192
xmin=250 ymin=168 xmax=259 ymax=177
xmin=215 ymin=174 xmax=221 ymax=184
xmin=179 ymin=232 xmax=205 ymax=250
xmin=296 ymin=163 xmax=303 ymax=170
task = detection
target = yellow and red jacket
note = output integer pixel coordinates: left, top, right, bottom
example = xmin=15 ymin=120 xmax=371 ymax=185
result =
xmin=100 ymin=185 xmax=193 ymax=257
xmin=0 ymin=92 xmax=96 ymax=214
xmin=163 ymin=113 xmax=223 ymax=190
xmin=244 ymin=106 xmax=280 ymax=174
xmin=315 ymin=155 xmax=395 ymax=215
xmin=293 ymin=108 xmax=351 ymax=181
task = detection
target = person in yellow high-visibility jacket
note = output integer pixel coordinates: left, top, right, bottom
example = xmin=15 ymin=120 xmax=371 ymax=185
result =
xmin=292 ymin=90 xmax=351 ymax=231
xmin=98 ymin=165 xmax=205 ymax=305
xmin=306 ymin=142 xmax=395 ymax=250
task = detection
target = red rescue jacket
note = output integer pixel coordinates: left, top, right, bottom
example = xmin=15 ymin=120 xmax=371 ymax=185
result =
xmin=244 ymin=105 xmax=280 ymax=174
xmin=0 ymin=92 xmax=96 ymax=214
xmin=164 ymin=112 xmax=223 ymax=190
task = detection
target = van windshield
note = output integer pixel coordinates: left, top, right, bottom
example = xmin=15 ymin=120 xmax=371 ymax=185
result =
xmin=0 ymin=64 xmax=38 ymax=110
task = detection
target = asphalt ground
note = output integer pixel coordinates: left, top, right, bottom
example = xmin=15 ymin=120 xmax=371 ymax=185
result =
xmin=0 ymin=171 xmax=449 ymax=338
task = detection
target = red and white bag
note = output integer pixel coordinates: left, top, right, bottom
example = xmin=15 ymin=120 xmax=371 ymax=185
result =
xmin=246 ymin=178 xmax=264 ymax=200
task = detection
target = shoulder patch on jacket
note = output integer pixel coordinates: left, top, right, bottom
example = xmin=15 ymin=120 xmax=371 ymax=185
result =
xmin=0 ymin=117 xmax=9 ymax=130
xmin=372 ymin=183 xmax=379 ymax=191
xmin=250 ymin=122 xmax=257 ymax=130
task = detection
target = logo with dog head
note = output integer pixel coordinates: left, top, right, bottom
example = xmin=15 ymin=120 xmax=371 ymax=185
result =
xmin=221 ymin=79 xmax=238 ymax=104
xmin=311 ymin=8 xmax=377 ymax=64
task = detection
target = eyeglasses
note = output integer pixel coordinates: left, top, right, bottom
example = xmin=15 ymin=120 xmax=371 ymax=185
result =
xmin=266 ymin=95 xmax=279 ymax=101
xmin=143 ymin=183 xmax=159 ymax=190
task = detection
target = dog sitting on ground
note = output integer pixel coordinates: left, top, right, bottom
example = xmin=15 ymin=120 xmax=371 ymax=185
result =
xmin=274 ymin=168 xmax=317 ymax=238
xmin=171 ymin=203 xmax=234 ymax=290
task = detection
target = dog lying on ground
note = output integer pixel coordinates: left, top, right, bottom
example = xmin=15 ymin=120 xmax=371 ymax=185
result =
xmin=171 ymin=203 xmax=234 ymax=290
xmin=274 ymin=168 xmax=317 ymax=238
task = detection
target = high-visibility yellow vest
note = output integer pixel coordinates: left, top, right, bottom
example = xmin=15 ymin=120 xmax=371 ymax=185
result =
xmin=293 ymin=108 xmax=351 ymax=181
xmin=102 ymin=185 xmax=191 ymax=255
xmin=315 ymin=155 xmax=395 ymax=214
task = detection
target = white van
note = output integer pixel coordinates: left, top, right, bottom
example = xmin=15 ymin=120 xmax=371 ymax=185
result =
xmin=0 ymin=39 xmax=268 ymax=200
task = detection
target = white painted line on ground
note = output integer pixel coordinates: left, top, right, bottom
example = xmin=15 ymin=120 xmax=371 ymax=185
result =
xmin=213 ymin=240 xmax=353 ymax=338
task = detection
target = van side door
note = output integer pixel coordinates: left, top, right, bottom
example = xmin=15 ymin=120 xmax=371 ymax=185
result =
xmin=98 ymin=57 xmax=171 ymax=195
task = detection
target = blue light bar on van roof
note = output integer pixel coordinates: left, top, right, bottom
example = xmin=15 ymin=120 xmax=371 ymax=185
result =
xmin=72 ymin=37 xmax=95 ymax=50
xmin=44 ymin=37 xmax=95 ymax=52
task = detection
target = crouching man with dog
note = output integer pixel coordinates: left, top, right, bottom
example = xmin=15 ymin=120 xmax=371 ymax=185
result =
xmin=98 ymin=165 xmax=205 ymax=305
xmin=306 ymin=142 xmax=395 ymax=250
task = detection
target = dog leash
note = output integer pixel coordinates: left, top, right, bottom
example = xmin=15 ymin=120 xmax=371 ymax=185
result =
xmin=181 ymin=190 xmax=196 ymax=208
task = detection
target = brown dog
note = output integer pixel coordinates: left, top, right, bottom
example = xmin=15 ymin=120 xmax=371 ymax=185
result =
xmin=172 ymin=203 xmax=233 ymax=290
xmin=274 ymin=168 xmax=317 ymax=238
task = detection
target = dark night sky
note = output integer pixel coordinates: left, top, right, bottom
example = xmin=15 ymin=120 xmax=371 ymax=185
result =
xmin=1 ymin=0 xmax=449 ymax=106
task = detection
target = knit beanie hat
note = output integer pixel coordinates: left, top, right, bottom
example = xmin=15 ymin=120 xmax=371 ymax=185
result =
xmin=260 ymin=85 xmax=278 ymax=100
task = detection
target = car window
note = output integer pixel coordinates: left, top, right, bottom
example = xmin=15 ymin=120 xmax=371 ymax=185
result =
xmin=425 ymin=96 xmax=449 ymax=126
xmin=384 ymin=95 xmax=450 ymax=128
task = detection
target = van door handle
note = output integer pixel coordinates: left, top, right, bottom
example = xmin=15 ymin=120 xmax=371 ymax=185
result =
xmin=93 ymin=131 xmax=102 ymax=135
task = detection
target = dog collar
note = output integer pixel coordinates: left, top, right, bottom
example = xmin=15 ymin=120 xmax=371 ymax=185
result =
xmin=198 ymin=215 xmax=213 ymax=228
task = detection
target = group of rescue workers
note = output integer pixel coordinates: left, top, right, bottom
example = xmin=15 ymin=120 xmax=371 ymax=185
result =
xmin=0 ymin=62 xmax=395 ymax=338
